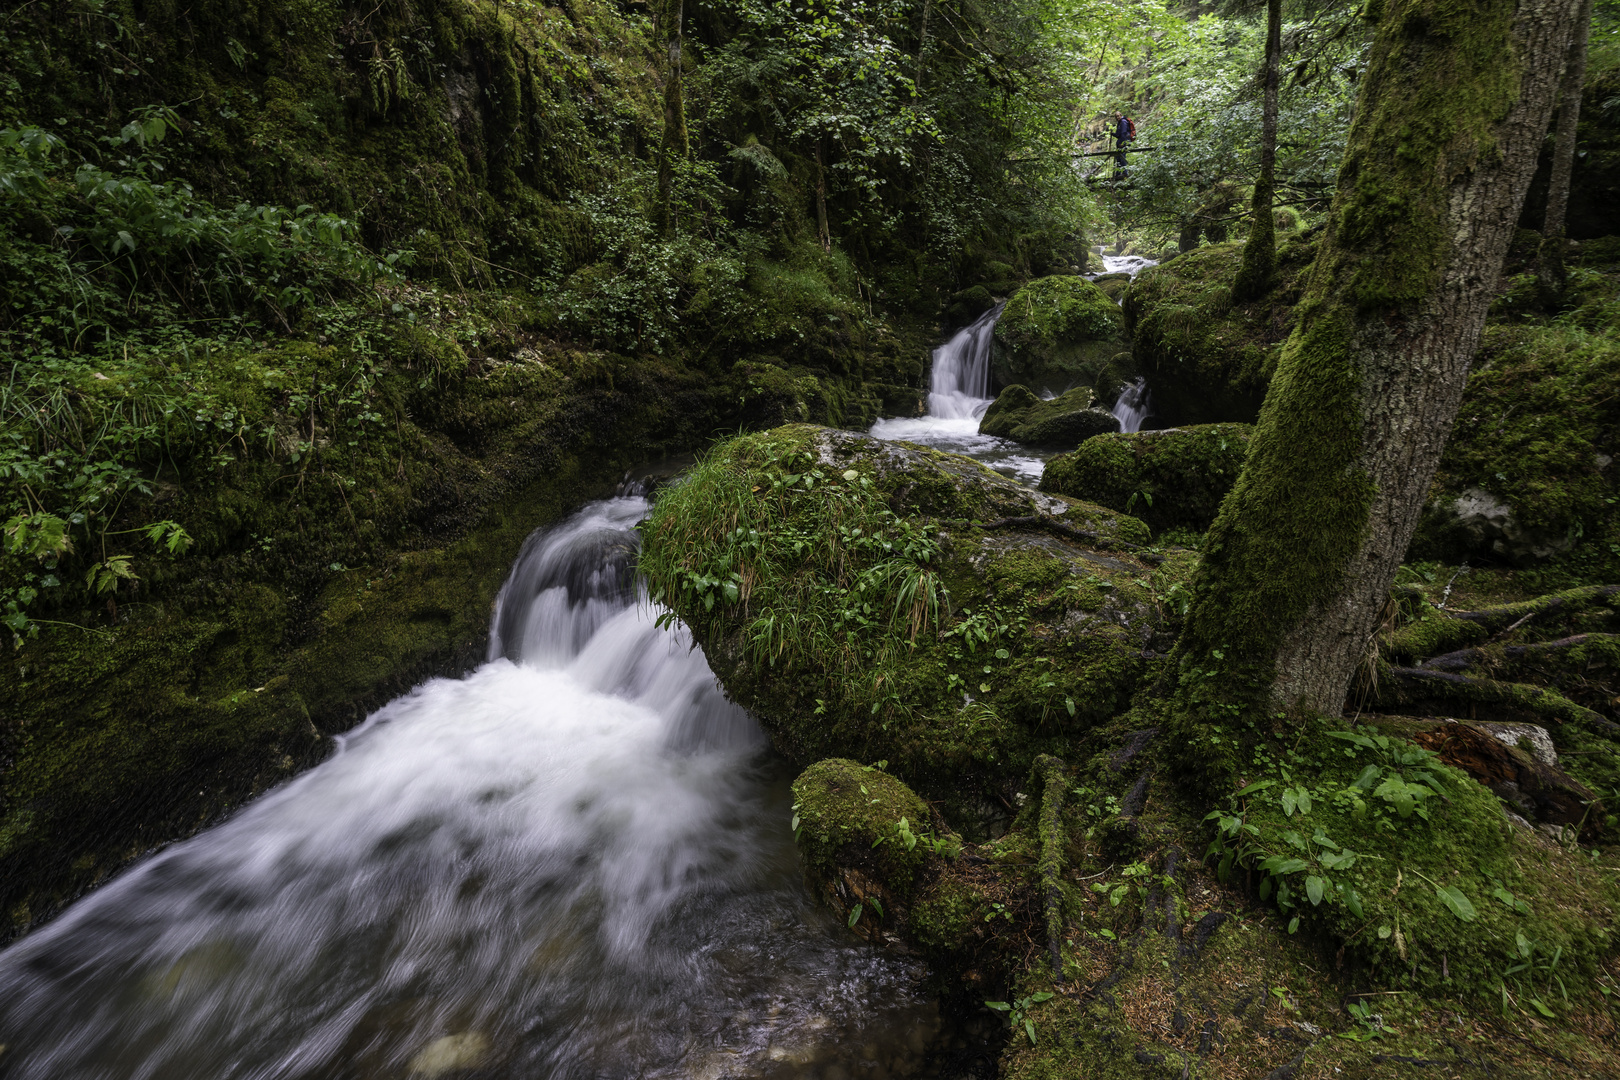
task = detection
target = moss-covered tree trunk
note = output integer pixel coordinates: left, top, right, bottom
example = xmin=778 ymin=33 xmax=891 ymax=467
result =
xmin=1538 ymin=0 xmax=1592 ymax=298
xmin=655 ymin=0 xmax=688 ymax=238
xmin=1169 ymin=0 xmax=1581 ymax=791
xmin=1232 ymin=0 xmax=1282 ymax=302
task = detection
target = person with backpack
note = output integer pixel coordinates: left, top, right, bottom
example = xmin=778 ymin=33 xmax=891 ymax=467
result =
xmin=1113 ymin=111 xmax=1135 ymax=171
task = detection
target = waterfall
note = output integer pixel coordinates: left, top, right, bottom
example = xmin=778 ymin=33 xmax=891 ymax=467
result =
xmin=925 ymin=302 xmax=1004 ymax=420
xmin=1111 ymin=377 xmax=1152 ymax=433
xmin=0 ymin=498 xmax=936 ymax=1080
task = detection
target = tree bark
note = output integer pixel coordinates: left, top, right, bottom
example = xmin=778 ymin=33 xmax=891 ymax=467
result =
xmin=1232 ymin=0 xmax=1282 ymax=302
xmin=814 ymin=138 xmax=831 ymax=252
xmin=1538 ymin=0 xmax=1592 ymax=298
xmin=1168 ymin=0 xmax=1582 ymax=793
xmin=655 ymin=0 xmax=688 ymax=238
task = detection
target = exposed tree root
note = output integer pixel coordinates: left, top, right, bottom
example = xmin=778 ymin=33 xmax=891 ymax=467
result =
xmin=1033 ymin=754 xmax=1068 ymax=981
xmin=1383 ymin=584 xmax=1620 ymax=662
xmin=1379 ymin=663 xmax=1615 ymax=732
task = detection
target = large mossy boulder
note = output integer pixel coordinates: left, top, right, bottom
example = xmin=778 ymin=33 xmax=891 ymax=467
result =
xmin=640 ymin=425 xmax=1194 ymax=827
xmin=1122 ymin=235 xmax=1317 ymax=427
xmin=1040 ymin=424 xmax=1254 ymax=534
xmin=990 ymin=276 xmax=1133 ymax=399
xmin=1407 ymin=282 xmax=1620 ymax=571
xmin=978 ymin=385 xmax=1121 ymax=446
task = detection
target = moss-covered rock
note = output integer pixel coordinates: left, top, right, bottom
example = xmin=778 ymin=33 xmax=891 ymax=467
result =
xmin=978 ymin=385 xmax=1121 ymax=446
xmin=1122 ymin=236 xmax=1317 ymax=427
xmin=1039 ymin=424 xmax=1254 ymax=534
xmin=639 ymin=424 xmax=1190 ymax=828
xmin=1407 ymin=313 xmax=1620 ymax=571
xmin=991 ymin=276 xmax=1132 ymax=398
xmin=791 ymin=759 xmax=943 ymax=943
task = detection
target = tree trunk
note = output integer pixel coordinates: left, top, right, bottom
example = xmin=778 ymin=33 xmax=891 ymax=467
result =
xmin=1232 ymin=0 xmax=1282 ymax=302
xmin=814 ymin=138 xmax=831 ymax=252
xmin=655 ymin=0 xmax=688 ymax=238
xmin=1538 ymin=0 xmax=1592 ymax=298
xmin=1168 ymin=0 xmax=1581 ymax=793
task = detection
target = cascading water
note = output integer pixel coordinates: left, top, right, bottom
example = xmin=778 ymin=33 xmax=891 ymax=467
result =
xmin=868 ymin=304 xmax=1048 ymax=483
xmin=923 ymin=302 xmax=1003 ymax=419
xmin=1109 ymin=377 xmax=1151 ymax=434
xmin=0 ymin=497 xmax=944 ymax=1080
xmin=869 ymin=252 xmax=1160 ymax=480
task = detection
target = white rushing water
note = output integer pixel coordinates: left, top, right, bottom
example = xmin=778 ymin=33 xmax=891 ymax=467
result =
xmin=1110 ymin=377 xmax=1151 ymax=434
xmin=869 ymin=302 xmax=1049 ymax=484
xmin=0 ymin=497 xmax=940 ymax=1080
xmin=870 ymin=254 xmax=1157 ymax=479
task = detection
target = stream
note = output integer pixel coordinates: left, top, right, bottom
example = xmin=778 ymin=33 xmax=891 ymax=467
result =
xmin=869 ymin=256 xmax=1156 ymax=486
xmin=0 ymin=500 xmax=951 ymax=1080
xmin=0 ymin=259 xmax=1154 ymax=1080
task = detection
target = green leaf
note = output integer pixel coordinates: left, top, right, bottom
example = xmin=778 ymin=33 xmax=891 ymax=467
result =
xmin=1529 ymin=998 xmax=1556 ymax=1018
xmin=1342 ymin=886 xmax=1364 ymax=919
xmin=1305 ymin=875 xmax=1326 ymax=906
xmin=847 ymin=903 xmax=863 ymax=928
xmin=1281 ymin=789 xmax=1298 ymax=817
xmin=1030 ymin=992 xmax=1054 ymax=1002
xmin=1024 ymin=1019 xmax=1036 ymax=1045
xmin=1435 ymin=885 xmax=1477 ymax=922
xmin=986 ymin=1001 xmax=1011 ymax=1012
xmin=1287 ymin=915 xmax=1300 ymax=934
xmin=1235 ymin=779 xmax=1277 ymax=797
xmin=842 ymin=469 xmax=859 ymax=481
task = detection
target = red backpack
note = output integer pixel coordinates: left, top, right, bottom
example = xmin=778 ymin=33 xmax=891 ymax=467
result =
xmin=1126 ymin=118 xmax=1137 ymax=140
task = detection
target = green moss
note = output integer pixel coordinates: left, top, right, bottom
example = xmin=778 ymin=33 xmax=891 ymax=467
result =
xmin=1040 ymin=424 xmax=1254 ymax=534
xmin=1122 ymin=236 xmax=1316 ymax=427
xmin=639 ymin=424 xmax=1168 ymax=821
xmin=792 ymin=758 xmax=934 ymax=904
xmin=1408 ymin=318 xmax=1620 ymax=572
xmin=979 ymin=385 xmax=1120 ymax=447
xmin=991 ymin=276 xmax=1131 ymax=397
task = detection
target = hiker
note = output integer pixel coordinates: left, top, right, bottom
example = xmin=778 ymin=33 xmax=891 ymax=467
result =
xmin=1113 ymin=111 xmax=1135 ymax=170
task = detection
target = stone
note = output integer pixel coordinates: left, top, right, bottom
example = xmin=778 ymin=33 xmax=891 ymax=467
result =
xmin=990 ymin=276 xmax=1134 ymax=398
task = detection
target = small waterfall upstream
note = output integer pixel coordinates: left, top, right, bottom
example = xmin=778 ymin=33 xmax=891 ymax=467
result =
xmin=1110 ymin=377 xmax=1151 ymax=434
xmin=0 ymin=497 xmax=944 ymax=1080
xmin=869 ymin=255 xmax=1156 ymax=480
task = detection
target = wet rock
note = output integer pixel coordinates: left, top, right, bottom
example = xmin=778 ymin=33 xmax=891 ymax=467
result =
xmin=978 ymin=385 xmax=1121 ymax=447
xmin=409 ymin=1032 xmax=489 ymax=1075
xmin=990 ymin=276 xmax=1134 ymax=397
xmin=1414 ymin=486 xmax=1576 ymax=562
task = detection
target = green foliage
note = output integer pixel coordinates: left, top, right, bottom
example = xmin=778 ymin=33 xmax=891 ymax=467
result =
xmin=645 ymin=436 xmax=945 ymax=679
xmin=986 ymin=992 xmax=1055 ymax=1046
xmin=1101 ymin=10 xmax=1365 ymax=246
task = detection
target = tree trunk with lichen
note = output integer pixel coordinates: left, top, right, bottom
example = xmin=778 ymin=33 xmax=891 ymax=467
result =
xmin=655 ymin=0 xmax=688 ymax=238
xmin=1538 ymin=0 xmax=1592 ymax=300
xmin=1232 ymin=0 xmax=1282 ymax=302
xmin=1168 ymin=0 xmax=1581 ymax=793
